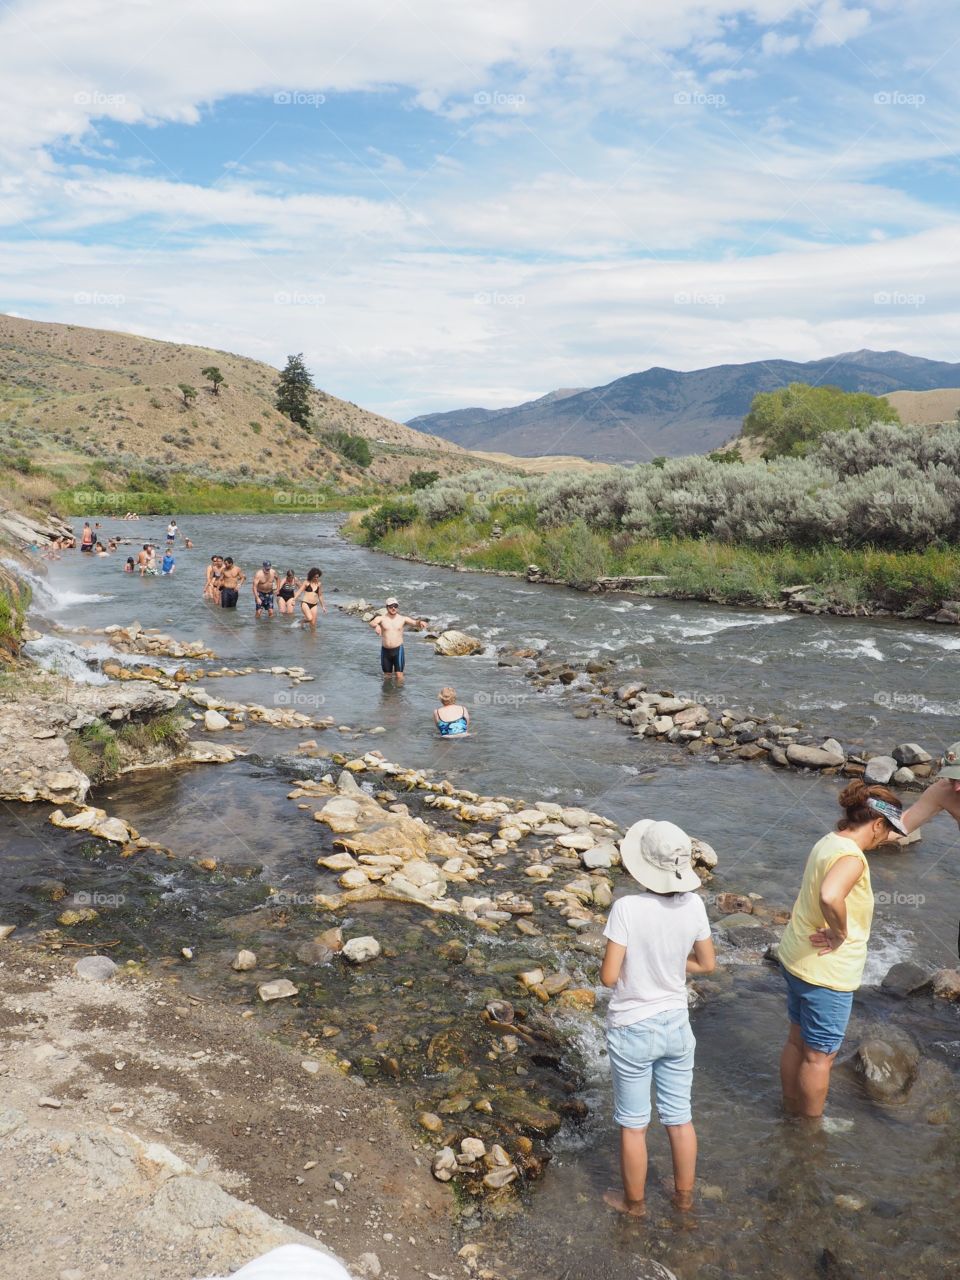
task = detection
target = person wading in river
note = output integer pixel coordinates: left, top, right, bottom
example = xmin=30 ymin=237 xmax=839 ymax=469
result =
xmin=371 ymin=597 xmax=426 ymax=683
xmin=599 ymin=820 xmax=716 ymax=1216
xmin=292 ymin=567 xmax=327 ymax=627
xmin=204 ymin=555 xmax=224 ymax=604
xmin=778 ymin=781 xmax=907 ymax=1120
xmin=252 ymin=560 xmax=278 ymax=619
xmin=219 ymin=557 xmax=245 ymax=609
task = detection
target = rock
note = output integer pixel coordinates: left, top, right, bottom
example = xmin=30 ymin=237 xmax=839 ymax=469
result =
xmin=432 ymin=1146 xmax=457 ymax=1181
xmin=822 ymin=738 xmax=844 ymax=756
xmin=90 ymin=816 xmax=130 ymax=843
xmin=187 ymin=740 xmax=236 ymax=763
xmin=232 ymin=949 xmax=257 ymax=972
xmin=301 ymin=1060 xmax=321 ymax=1075
xmin=557 ymin=987 xmax=596 ymax=1011
xmin=864 ymin=755 xmax=897 ymax=785
xmin=0 ymin=925 xmax=17 ymax=941
xmin=854 ymin=1030 xmax=920 ymax=1101
xmin=556 ymin=830 xmax=595 ymax=852
xmin=737 ymin=743 xmax=766 ymax=761
xmin=880 ymin=962 xmax=930 ymax=998
xmin=893 ymin=743 xmax=932 ymax=766
xmin=37 ymin=1097 xmax=63 ymax=1109
xmin=355 ymin=1253 xmax=382 ymax=1279
xmin=315 ymin=797 xmax=362 ymax=834
xmin=492 ymin=1093 xmax=562 ymax=1137
xmin=485 ymin=999 xmax=515 ymax=1024
xmin=582 ymin=842 xmax=617 ymax=870
xmin=203 ymin=709 xmax=230 ymax=732
xmin=460 ymin=1137 xmax=486 ymax=1161
xmin=517 ymin=968 xmax=545 ymax=988
xmin=419 ymin=1112 xmax=443 ymax=1133
xmin=541 ymin=972 xmax=572 ymax=996
xmin=74 ymin=955 xmax=118 ymax=981
xmin=786 ymin=744 xmax=845 ymax=770
xmin=257 ymin=979 xmax=299 ymax=1002
xmin=339 ymin=868 xmax=371 ymax=890
xmin=691 ymin=838 xmax=718 ymax=870
xmin=892 ymin=767 xmax=915 ymax=786
xmin=483 ymin=1165 xmax=518 ymax=1189
xmin=715 ymin=893 xmax=753 ymax=915
xmin=434 ymin=630 xmax=483 ymax=657
xmin=931 ymin=969 xmax=960 ymax=1002
xmin=57 ymin=907 xmax=98 ymax=926
xmin=318 ymin=927 xmax=343 ymax=952
xmin=343 ymin=936 xmax=381 ymax=964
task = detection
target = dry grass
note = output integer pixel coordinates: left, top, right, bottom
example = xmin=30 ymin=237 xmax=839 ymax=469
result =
xmin=467 ymin=450 xmax=612 ymax=474
xmin=884 ymin=388 xmax=960 ymax=426
xmin=0 ymin=315 xmax=477 ymax=489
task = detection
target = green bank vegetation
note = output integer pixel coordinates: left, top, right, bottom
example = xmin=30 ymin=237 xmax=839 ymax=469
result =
xmin=352 ymin=417 xmax=960 ymax=615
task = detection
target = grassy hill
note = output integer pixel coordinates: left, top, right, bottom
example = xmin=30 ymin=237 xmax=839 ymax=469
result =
xmin=0 ymin=315 xmax=474 ymax=513
xmin=884 ymin=387 xmax=960 ymax=426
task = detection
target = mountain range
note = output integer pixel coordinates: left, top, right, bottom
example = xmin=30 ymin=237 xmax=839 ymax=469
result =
xmin=408 ymin=351 xmax=960 ymax=460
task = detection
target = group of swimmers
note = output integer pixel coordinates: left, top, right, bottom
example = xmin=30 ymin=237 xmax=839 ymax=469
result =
xmin=201 ymin=556 xmax=329 ymax=623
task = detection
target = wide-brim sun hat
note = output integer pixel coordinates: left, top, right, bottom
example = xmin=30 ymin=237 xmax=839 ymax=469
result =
xmin=619 ymin=818 xmax=702 ymax=894
xmin=939 ymin=741 xmax=960 ymax=781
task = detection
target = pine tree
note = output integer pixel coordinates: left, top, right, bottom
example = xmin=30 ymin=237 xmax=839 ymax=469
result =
xmin=275 ymin=353 xmax=314 ymax=429
xmin=177 ymin=383 xmax=197 ymax=408
xmin=201 ymin=365 xmax=225 ymax=395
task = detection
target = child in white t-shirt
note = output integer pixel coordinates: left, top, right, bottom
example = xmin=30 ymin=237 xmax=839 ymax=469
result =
xmin=600 ymin=818 xmax=715 ymax=1216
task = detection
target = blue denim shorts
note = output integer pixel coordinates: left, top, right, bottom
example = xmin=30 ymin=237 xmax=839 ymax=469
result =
xmin=606 ymin=1008 xmax=696 ymax=1129
xmin=783 ymin=968 xmax=854 ymax=1055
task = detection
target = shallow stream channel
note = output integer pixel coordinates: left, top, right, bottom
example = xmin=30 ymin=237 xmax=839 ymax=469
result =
xmin=4 ymin=513 xmax=960 ymax=1279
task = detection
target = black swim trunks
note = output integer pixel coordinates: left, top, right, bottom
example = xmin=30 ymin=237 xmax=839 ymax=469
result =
xmin=220 ymin=587 xmax=239 ymax=608
xmin=380 ymin=644 xmax=405 ymax=674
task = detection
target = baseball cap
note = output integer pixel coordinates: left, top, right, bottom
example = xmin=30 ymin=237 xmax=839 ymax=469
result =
xmin=619 ymin=819 xmax=702 ymax=894
xmin=262 ymin=560 xmax=272 ymax=569
xmin=385 ymin=596 xmax=399 ymax=607
xmin=939 ymin=742 xmax=960 ymax=781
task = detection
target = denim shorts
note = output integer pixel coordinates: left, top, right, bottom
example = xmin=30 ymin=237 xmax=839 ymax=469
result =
xmin=606 ymin=1008 xmax=696 ymax=1129
xmin=783 ymin=967 xmax=854 ymax=1055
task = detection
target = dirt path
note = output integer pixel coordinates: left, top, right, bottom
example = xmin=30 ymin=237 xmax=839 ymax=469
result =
xmin=0 ymin=944 xmax=468 ymax=1280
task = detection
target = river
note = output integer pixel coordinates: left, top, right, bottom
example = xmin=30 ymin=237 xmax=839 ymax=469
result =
xmin=6 ymin=513 xmax=960 ymax=1280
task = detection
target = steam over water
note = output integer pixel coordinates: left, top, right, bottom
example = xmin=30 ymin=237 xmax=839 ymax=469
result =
xmin=7 ymin=514 xmax=960 ymax=1279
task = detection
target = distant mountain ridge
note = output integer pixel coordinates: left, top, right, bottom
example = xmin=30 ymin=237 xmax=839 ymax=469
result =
xmin=407 ymin=351 xmax=960 ymax=460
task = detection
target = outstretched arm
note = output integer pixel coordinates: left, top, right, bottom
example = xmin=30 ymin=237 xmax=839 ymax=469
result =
xmin=903 ymin=779 xmax=952 ymax=833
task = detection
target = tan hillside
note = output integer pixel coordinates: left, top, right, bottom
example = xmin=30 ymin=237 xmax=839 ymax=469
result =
xmin=884 ymin=387 xmax=960 ymax=426
xmin=470 ymin=450 xmax=613 ymax=475
xmin=0 ymin=314 xmax=474 ymax=490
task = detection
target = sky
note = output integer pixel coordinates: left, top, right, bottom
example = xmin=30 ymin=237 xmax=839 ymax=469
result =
xmin=1 ymin=0 xmax=958 ymax=422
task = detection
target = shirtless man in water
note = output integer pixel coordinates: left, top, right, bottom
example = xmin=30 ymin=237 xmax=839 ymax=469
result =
xmin=370 ymin=596 xmax=426 ymax=683
xmin=219 ymin=557 xmax=245 ymax=609
xmin=252 ymin=561 xmax=279 ymax=618
xmin=903 ymin=745 xmax=960 ymax=834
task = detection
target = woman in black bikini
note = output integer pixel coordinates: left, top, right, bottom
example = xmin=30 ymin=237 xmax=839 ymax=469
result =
xmin=292 ymin=567 xmax=326 ymax=627
xmin=277 ymin=569 xmax=299 ymax=615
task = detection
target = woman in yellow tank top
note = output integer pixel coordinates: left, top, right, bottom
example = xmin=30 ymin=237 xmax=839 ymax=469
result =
xmin=778 ymin=781 xmax=907 ymax=1119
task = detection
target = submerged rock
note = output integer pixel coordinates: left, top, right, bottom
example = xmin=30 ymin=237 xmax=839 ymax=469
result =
xmin=854 ymin=1029 xmax=920 ymax=1101
xmin=880 ymin=961 xmax=930 ymax=999
xmin=343 ymin=936 xmax=381 ymax=964
xmin=257 ymin=979 xmax=299 ymax=1002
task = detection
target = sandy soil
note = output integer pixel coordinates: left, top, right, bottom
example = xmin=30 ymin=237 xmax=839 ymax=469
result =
xmin=883 ymin=388 xmax=960 ymax=425
xmin=0 ymin=942 xmax=467 ymax=1280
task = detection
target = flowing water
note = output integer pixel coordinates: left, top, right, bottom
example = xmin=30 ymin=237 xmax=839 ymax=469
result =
xmin=4 ymin=514 xmax=960 ymax=1279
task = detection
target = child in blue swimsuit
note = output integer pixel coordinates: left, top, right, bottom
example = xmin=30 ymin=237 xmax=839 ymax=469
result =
xmin=434 ymin=687 xmax=470 ymax=737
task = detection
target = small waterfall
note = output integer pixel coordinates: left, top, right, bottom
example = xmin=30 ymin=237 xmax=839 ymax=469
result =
xmin=0 ymin=557 xmax=112 ymax=613
xmin=22 ymin=634 xmax=113 ymax=684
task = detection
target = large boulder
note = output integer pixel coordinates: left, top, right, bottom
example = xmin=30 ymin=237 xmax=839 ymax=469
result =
xmin=853 ymin=1029 xmax=920 ymax=1101
xmin=864 ymin=755 xmax=897 ymax=785
xmin=786 ymin=744 xmax=845 ymax=770
xmin=893 ymin=743 xmax=932 ymax=767
xmin=434 ymin=630 xmax=483 ymax=657
xmin=880 ymin=961 xmax=931 ymax=999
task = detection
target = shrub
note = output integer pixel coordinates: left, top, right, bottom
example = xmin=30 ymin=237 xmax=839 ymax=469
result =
xmin=360 ymin=498 xmax=418 ymax=543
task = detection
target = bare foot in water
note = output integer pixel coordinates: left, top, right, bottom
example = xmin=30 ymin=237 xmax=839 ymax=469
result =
xmin=603 ymin=1189 xmax=646 ymax=1218
xmin=672 ymin=1188 xmax=695 ymax=1212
